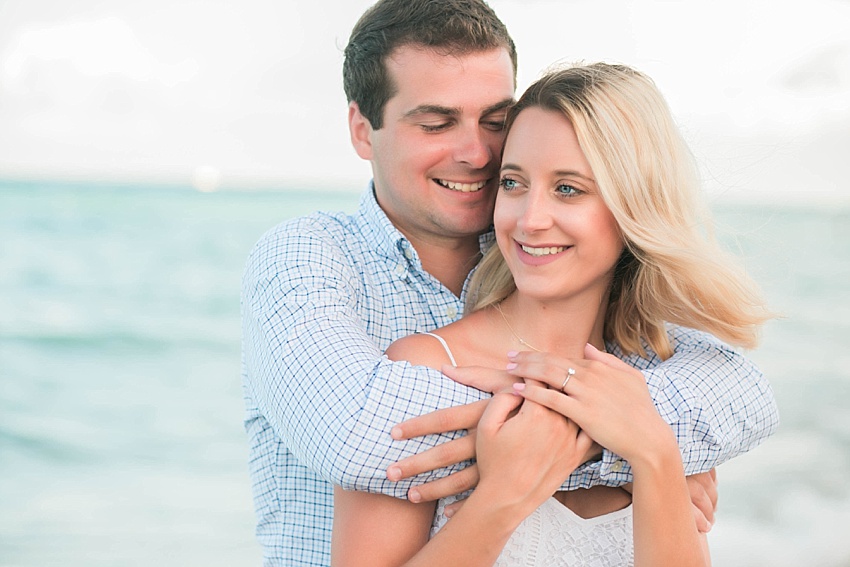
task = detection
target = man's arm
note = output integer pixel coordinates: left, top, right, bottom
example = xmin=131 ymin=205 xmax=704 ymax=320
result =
xmin=241 ymin=219 xmax=483 ymax=496
xmin=581 ymin=326 xmax=779 ymax=487
xmin=391 ymin=326 xmax=778 ymax=494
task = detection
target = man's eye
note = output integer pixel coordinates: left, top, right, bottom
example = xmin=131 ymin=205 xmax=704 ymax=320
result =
xmin=421 ymin=123 xmax=451 ymax=133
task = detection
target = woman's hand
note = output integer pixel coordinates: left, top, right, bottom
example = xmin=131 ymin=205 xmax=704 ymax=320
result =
xmin=474 ymin=386 xmax=593 ymax=520
xmin=508 ymin=344 xmax=674 ymax=466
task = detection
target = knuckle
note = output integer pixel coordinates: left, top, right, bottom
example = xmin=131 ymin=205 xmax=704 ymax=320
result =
xmin=435 ymin=409 xmax=458 ymax=431
xmin=450 ymin=467 xmax=476 ymax=492
xmin=435 ymin=441 xmax=460 ymax=463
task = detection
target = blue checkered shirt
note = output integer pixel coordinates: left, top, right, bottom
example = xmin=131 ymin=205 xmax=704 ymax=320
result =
xmin=241 ymin=186 xmax=779 ymax=566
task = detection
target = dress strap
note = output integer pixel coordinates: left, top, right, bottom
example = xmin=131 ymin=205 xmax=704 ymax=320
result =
xmin=418 ymin=332 xmax=458 ymax=368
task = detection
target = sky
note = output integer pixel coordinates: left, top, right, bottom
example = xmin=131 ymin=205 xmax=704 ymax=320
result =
xmin=0 ymin=0 xmax=849 ymax=202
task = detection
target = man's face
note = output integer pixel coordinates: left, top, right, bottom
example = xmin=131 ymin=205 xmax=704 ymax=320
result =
xmin=352 ymin=46 xmax=516 ymax=248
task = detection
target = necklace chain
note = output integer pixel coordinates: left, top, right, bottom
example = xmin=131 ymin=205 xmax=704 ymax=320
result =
xmin=494 ymin=302 xmax=542 ymax=352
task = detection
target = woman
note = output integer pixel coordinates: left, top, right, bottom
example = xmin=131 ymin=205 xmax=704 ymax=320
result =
xmin=331 ymin=63 xmax=771 ymax=566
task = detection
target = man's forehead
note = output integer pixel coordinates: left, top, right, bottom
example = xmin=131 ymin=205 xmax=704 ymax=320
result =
xmin=384 ymin=45 xmax=516 ymax=115
xmin=385 ymin=43 xmax=515 ymax=75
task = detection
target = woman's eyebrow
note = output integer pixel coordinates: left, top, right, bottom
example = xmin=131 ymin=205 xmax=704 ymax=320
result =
xmin=500 ymin=163 xmax=596 ymax=183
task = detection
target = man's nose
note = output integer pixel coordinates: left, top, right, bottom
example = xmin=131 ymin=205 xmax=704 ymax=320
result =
xmin=453 ymin=125 xmax=495 ymax=169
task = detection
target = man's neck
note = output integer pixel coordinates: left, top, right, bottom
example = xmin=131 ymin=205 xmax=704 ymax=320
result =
xmin=413 ymin=236 xmax=482 ymax=297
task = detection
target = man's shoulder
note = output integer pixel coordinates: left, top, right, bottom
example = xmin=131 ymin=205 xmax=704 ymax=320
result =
xmin=250 ymin=210 xmax=364 ymax=261
xmin=263 ymin=209 xmax=354 ymax=245
xmin=664 ymin=324 xmax=737 ymax=356
xmin=612 ymin=324 xmax=741 ymax=370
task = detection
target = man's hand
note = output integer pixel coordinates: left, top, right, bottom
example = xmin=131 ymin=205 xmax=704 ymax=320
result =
xmin=384 ymin=364 xmax=518 ymax=503
xmin=386 ymin=399 xmax=489 ymax=503
xmin=441 ymin=364 xmax=520 ymax=393
xmin=687 ymin=469 xmax=718 ymax=533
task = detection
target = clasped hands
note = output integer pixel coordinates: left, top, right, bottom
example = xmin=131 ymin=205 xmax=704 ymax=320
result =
xmin=386 ymin=345 xmax=718 ymax=533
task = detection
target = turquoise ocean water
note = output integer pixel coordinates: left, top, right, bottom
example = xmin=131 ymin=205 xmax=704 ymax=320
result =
xmin=1 ymin=179 xmax=849 ymax=566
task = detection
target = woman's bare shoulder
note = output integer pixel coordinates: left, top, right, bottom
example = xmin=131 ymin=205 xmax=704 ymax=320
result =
xmin=385 ymin=332 xmax=454 ymax=369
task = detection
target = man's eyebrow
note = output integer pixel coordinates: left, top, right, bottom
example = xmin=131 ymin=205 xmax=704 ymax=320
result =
xmin=481 ymin=98 xmax=515 ymax=117
xmin=402 ymin=98 xmax=515 ymax=120
xmin=403 ymin=105 xmax=459 ymax=119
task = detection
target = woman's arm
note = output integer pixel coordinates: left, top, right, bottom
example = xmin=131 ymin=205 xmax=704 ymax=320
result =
xmin=332 ymin=472 xmax=520 ymax=567
xmin=331 ymin=488 xmax=435 ymax=567
xmin=627 ymin=432 xmax=710 ymax=566
xmin=511 ymin=345 xmax=709 ymax=566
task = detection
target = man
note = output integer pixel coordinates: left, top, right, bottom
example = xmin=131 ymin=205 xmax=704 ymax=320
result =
xmin=241 ymin=1 xmax=779 ymax=565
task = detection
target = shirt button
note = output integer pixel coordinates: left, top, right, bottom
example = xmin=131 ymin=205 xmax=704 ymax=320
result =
xmin=403 ymin=247 xmax=413 ymax=259
xmin=394 ymin=264 xmax=404 ymax=275
xmin=611 ymin=460 xmax=625 ymax=473
xmin=446 ymin=306 xmax=458 ymax=318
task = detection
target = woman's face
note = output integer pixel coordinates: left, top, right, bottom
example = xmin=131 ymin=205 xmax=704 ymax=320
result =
xmin=495 ymin=106 xmax=624 ymax=304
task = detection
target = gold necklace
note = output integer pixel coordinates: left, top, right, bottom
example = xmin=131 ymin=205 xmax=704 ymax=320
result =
xmin=493 ymin=302 xmax=542 ymax=352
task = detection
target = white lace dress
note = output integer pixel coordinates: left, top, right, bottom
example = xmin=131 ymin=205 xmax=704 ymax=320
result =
xmin=431 ymin=496 xmax=634 ymax=567
xmin=420 ymin=333 xmax=635 ymax=566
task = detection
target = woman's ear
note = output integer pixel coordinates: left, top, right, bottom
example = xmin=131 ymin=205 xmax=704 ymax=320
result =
xmin=348 ymin=101 xmax=374 ymax=160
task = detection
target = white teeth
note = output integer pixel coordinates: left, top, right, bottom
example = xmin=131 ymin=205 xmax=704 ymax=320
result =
xmin=521 ymin=245 xmax=567 ymax=257
xmin=439 ymin=179 xmax=487 ymax=192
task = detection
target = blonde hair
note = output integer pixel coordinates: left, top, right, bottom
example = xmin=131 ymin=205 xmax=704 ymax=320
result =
xmin=467 ymin=63 xmax=771 ymax=359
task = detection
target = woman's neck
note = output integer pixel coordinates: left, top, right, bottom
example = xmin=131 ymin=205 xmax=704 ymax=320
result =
xmin=496 ymin=291 xmax=608 ymax=357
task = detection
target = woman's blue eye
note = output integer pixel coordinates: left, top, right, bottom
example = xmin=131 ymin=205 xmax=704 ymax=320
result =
xmin=556 ymin=184 xmax=580 ymax=196
xmin=499 ymin=178 xmax=518 ymax=190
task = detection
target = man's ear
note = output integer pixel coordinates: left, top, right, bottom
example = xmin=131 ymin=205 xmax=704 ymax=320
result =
xmin=348 ymin=101 xmax=374 ymax=160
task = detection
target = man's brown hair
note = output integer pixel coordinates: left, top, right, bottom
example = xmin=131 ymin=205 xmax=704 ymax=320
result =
xmin=343 ymin=0 xmax=517 ymax=129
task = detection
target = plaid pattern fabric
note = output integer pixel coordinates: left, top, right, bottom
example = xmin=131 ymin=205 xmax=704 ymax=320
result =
xmin=241 ymin=185 xmax=779 ymax=566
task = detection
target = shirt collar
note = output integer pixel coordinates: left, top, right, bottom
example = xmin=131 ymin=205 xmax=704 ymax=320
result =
xmin=354 ymin=182 xmax=410 ymax=263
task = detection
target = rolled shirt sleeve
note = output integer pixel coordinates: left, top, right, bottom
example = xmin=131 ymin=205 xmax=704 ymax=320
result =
xmin=563 ymin=325 xmax=779 ymax=489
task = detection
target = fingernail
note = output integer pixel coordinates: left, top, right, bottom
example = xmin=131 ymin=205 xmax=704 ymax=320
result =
xmin=408 ymin=489 xmax=421 ymax=503
xmin=513 ymin=382 xmax=526 ymax=392
xmin=586 ymin=343 xmax=597 ymax=350
xmin=506 ymin=362 xmax=517 ymax=370
xmin=387 ymin=466 xmax=402 ymax=481
xmin=444 ymin=507 xmax=455 ymax=518
xmin=507 ymin=351 xmax=518 ymax=359
xmin=390 ymin=426 xmax=403 ymax=439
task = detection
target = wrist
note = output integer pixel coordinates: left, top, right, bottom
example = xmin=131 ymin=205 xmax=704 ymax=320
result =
xmin=462 ymin=480 xmax=533 ymax=535
xmin=627 ymin=428 xmax=682 ymax=477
